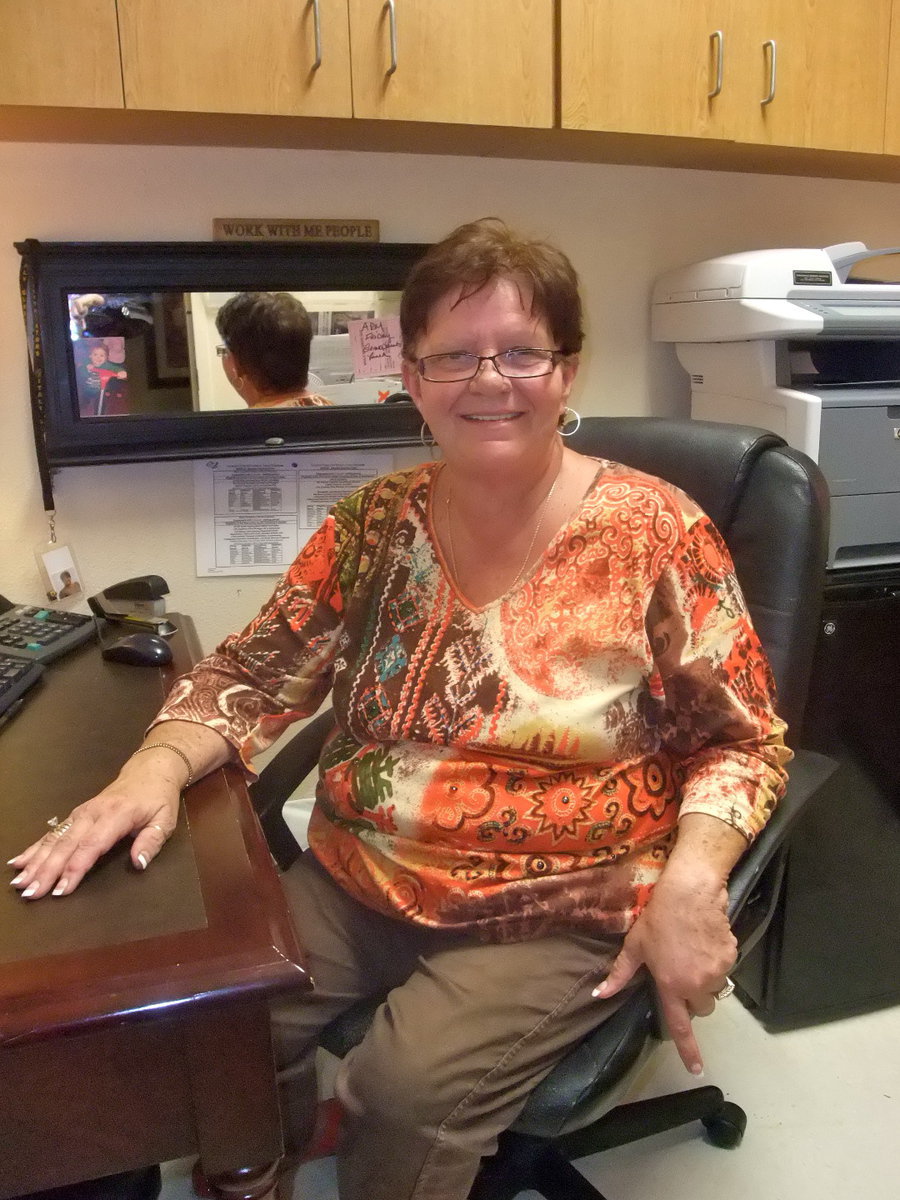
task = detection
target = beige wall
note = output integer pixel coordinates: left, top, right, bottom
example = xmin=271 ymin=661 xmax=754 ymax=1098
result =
xmin=2 ymin=140 xmax=897 ymax=650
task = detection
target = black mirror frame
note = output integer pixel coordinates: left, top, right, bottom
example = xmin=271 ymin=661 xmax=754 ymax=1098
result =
xmin=17 ymin=239 xmax=428 ymax=467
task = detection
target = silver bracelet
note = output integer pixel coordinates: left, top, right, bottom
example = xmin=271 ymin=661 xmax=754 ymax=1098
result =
xmin=131 ymin=742 xmax=194 ymax=789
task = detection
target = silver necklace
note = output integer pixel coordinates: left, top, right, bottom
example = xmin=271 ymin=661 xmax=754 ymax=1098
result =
xmin=445 ymin=463 xmax=562 ymax=594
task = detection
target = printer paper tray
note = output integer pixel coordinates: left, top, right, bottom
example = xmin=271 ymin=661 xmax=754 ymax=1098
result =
xmin=830 ymin=492 xmax=900 ymax=570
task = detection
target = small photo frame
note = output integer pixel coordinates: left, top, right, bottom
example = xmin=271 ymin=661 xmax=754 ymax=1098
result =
xmin=35 ymin=543 xmax=84 ymax=603
xmin=73 ymin=336 xmax=130 ymax=416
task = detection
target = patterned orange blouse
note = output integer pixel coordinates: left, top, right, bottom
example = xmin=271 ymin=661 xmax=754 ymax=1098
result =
xmin=157 ymin=461 xmax=790 ymax=942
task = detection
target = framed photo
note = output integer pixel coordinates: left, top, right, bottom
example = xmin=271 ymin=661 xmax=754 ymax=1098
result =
xmin=72 ymin=336 xmax=130 ymax=416
xmin=149 ymin=292 xmax=192 ymax=386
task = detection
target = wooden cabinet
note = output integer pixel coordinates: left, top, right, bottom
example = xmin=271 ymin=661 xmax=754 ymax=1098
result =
xmin=882 ymin=1 xmax=900 ymax=155
xmin=560 ymin=1 xmax=729 ymax=141
xmin=727 ymin=0 xmax=890 ymax=154
xmin=117 ymin=0 xmax=353 ymax=117
xmin=1 ymin=0 xmax=898 ymax=175
xmin=117 ymin=0 xmax=553 ymax=128
xmin=561 ymin=0 xmax=891 ymax=155
xmin=348 ymin=0 xmax=554 ymax=128
xmin=0 ymin=0 xmax=124 ymax=108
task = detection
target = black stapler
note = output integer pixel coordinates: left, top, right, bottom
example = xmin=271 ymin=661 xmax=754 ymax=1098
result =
xmin=88 ymin=575 xmax=177 ymax=637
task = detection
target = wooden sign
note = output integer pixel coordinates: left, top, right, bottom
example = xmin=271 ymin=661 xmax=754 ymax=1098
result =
xmin=213 ymin=218 xmax=380 ymax=242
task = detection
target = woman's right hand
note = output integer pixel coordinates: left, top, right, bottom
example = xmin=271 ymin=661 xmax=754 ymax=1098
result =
xmin=7 ymin=756 xmax=182 ymax=901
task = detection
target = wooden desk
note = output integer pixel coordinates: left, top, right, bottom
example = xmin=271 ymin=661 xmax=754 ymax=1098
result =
xmin=0 ymin=620 xmax=308 ymax=1199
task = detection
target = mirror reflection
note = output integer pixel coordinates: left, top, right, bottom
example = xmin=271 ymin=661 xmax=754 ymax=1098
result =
xmin=68 ymin=288 xmax=405 ymax=418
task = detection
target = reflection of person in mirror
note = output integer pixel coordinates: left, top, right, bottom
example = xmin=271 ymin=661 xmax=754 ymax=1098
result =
xmin=215 ymin=292 xmax=333 ymax=408
xmin=77 ymin=340 xmax=129 ymax=416
xmin=57 ymin=570 xmax=82 ymax=599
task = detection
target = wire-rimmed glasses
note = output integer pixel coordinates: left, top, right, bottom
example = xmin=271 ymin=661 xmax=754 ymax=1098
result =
xmin=416 ymin=348 xmax=563 ymax=382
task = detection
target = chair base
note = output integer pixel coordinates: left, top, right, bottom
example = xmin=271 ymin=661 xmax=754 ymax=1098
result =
xmin=469 ymin=1087 xmax=747 ymax=1200
xmin=470 ymin=1136 xmax=610 ymax=1200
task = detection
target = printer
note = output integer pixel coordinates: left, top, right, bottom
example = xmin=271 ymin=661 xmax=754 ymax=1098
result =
xmin=652 ymin=242 xmax=900 ymax=569
xmin=654 ymin=247 xmax=900 ymax=1030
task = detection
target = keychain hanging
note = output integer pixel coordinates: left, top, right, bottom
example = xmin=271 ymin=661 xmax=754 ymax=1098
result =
xmin=21 ymin=243 xmax=86 ymax=605
xmin=33 ymin=510 xmax=85 ymax=604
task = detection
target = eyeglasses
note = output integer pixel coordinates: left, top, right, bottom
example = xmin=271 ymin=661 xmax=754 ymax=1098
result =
xmin=216 ymin=344 xmax=229 ymax=357
xmin=416 ymin=348 xmax=563 ymax=382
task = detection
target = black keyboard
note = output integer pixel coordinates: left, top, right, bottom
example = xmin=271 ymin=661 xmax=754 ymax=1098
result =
xmin=0 ymin=653 xmax=44 ymax=719
xmin=0 ymin=603 xmax=96 ymax=664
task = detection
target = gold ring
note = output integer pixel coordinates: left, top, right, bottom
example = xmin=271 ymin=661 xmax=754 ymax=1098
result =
xmin=715 ymin=977 xmax=736 ymax=1001
xmin=147 ymin=823 xmax=169 ymax=837
xmin=47 ymin=816 xmax=60 ymax=828
xmin=47 ymin=820 xmax=73 ymax=839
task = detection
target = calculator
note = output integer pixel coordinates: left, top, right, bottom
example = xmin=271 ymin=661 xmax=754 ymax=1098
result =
xmin=0 ymin=596 xmax=96 ymax=664
xmin=0 ymin=653 xmax=44 ymax=719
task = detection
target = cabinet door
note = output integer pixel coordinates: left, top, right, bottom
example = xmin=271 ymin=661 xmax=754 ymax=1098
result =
xmin=0 ymin=0 xmax=124 ymax=107
xmin=118 ymin=0 xmax=352 ymax=116
xmin=729 ymin=0 xmax=891 ymax=153
xmin=560 ymin=0 xmax=732 ymax=139
xmin=348 ymin=0 xmax=553 ymax=127
xmin=877 ymin=0 xmax=900 ymax=154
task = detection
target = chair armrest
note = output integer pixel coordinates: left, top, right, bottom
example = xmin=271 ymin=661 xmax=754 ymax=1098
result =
xmin=726 ymin=747 xmax=838 ymax=964
xmin=727 ymin=747 xmax=838 ymax=922
xmin=249 ymin=707 xmax=336 ymax=870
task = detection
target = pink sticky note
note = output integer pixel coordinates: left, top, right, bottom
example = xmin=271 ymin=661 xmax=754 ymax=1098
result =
xmin=348 ymin=316 xmax=403 ymax=379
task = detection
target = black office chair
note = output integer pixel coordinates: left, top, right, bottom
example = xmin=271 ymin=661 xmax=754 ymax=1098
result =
xmin=249 ymin=417 xmax=836 ymax=1200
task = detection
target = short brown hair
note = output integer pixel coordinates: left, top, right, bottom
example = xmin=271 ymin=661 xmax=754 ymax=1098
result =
xmin=216 ymin=291 xmax=312 ymax=393
xmin=400 ymin=218 xmax=584 ymax=359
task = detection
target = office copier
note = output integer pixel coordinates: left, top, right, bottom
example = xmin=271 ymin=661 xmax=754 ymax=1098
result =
xmin=653 ymin=241 xmax=900 ymax=569
xmin=652 ymin=244 xmax=900 ymax=1029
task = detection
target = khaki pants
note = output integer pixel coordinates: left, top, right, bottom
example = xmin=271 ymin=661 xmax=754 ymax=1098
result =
xmin=272 ymin=852 xmax=627 ymax=1200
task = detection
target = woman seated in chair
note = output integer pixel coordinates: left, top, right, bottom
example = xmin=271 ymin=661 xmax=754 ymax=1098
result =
xmin=10 ymin=219 xmax=790 ymax=1200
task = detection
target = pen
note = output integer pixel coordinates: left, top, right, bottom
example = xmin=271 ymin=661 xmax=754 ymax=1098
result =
xmin=0 ymin=699 xmax=25 ymax=731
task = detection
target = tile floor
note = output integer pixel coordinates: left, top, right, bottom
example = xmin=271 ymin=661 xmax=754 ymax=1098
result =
xmin=160 ymin=994 xmax=900 ymax=1200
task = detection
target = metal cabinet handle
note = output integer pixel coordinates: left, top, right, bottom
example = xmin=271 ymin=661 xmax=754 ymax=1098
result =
xmin=310 ymin=0 xmax=322 ymax=70
xmin=762 ymin=39 xmax=777 ymax=105
xmin=385 ymin=0 xmax=398 ymax=76
xmin=708 ymin=30 xmax=724 ymax=99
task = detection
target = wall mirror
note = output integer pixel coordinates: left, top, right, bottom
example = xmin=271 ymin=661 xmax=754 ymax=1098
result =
xmin=18 ymin=239 xmax=428 ymax=466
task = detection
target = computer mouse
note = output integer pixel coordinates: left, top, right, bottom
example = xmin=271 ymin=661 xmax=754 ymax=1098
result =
xmin=101 ymin=632 xmax=173 ymax=667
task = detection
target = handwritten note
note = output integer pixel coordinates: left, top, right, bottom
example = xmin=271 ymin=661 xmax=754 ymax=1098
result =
xmin=348 ymin=316 xmax=403 ymax=379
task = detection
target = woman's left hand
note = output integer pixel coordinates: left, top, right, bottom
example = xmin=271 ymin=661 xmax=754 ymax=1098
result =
xmin=592 ymin=814 xmax=746 ymax=1076
xmin=595 ymin=866 xmax=737 ymax=1075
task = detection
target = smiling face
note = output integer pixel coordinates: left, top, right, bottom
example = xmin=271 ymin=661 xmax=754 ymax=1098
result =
xmin=402 ymin=276 xmax=578 ymax=474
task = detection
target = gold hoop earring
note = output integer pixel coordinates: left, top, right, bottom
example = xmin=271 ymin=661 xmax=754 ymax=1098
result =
xmin=559 ymin=408 xmax=582 ymax=437
xmin=420 ymin=422 xmax=438 ymax=452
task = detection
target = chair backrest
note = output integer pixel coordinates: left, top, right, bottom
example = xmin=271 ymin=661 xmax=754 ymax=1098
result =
xmin=505 ymin=419 xmax=833 ymax=1141
xmin=568 ymin=417 xmax=830 ymax=742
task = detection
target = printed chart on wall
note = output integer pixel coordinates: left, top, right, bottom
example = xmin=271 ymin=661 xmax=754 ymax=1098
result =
xmin=194 ymin=451 xmax=393 ymax=576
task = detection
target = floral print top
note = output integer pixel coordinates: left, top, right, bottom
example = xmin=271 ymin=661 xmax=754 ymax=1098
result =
xmin=157 ymin=460 xmax=790 ymax=942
